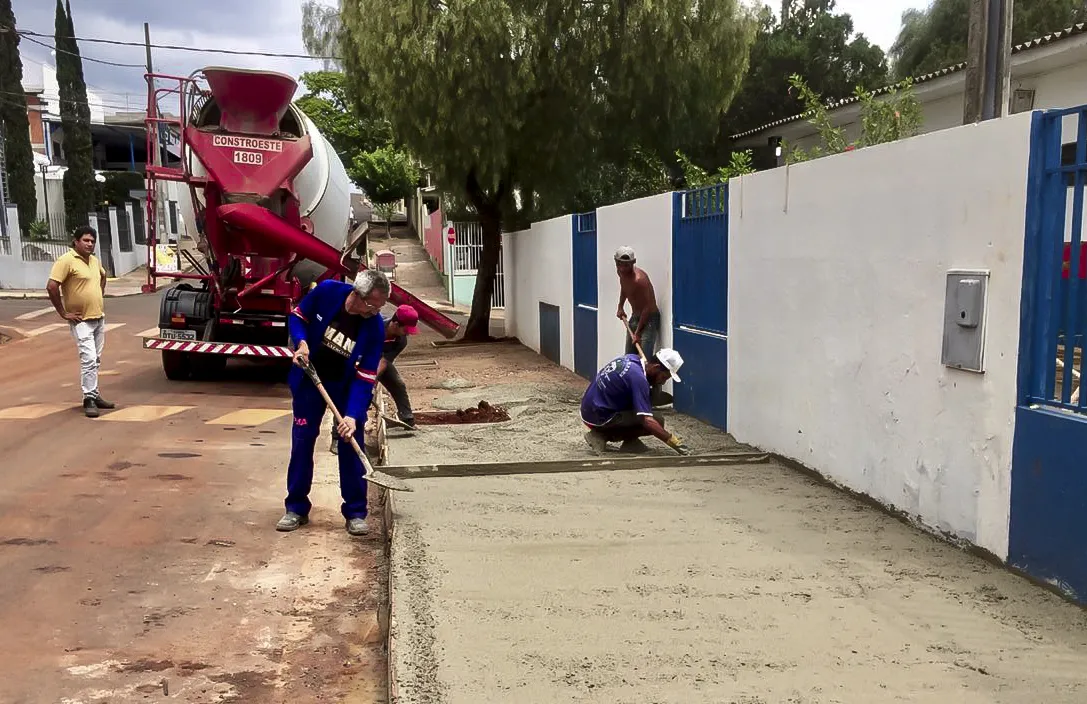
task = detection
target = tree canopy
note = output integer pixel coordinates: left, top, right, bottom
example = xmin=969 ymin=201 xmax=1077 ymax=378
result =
xmin=719 ymin=0 xmax=887 ymax=147
xmin=0 ymin=0 xmax=36 ymax=235
xmin=55 ymin=0 xmax=95 ymax=234
xmin=889 ymin=0 xmax=1087 ymax=80
xmin=339 ymin=0 xmax=756 ymax=338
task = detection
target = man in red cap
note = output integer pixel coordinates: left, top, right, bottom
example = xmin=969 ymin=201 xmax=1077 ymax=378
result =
xmin=330 ymin=304 xmax=419 ymax=452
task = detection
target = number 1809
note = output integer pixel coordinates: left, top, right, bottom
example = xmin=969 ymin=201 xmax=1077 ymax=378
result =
xmin=233 ymin=150 xmax=263 ymax=165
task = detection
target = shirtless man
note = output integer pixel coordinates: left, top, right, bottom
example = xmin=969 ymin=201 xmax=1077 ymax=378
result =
xmin=614 ymin=246 xmax=660 ymax=359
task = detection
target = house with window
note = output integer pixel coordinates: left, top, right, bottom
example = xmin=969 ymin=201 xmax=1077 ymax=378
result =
xmin=733 ymin=24 xmax=1087 ymax=166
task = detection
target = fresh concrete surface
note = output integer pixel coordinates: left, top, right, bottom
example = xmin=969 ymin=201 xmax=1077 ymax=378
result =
xmin=388 ymin=461 xmax=1087 ymax=704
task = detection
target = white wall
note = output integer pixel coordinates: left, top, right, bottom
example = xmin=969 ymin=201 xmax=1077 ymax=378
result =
xmin=502 ymin=215 xmax=574 ymax=368
xmin=728 ymin=112 xmax=1035 ymax=560
xmin=595 ymin=193 xmax=674 ymax=382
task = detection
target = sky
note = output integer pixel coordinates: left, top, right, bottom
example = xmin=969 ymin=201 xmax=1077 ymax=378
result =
xmin=10 ymin=0 xmax=928 ymax=114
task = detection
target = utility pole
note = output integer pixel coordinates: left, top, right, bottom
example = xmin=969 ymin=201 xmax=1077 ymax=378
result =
xmin=963 ymin=0 xmax=1013 ymax=124
xmin=143 ymin=22 xmax=165 ymax=245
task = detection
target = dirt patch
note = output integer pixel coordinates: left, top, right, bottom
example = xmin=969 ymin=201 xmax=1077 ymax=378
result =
xmin=413 ymin=401 xmax=510 ymax=425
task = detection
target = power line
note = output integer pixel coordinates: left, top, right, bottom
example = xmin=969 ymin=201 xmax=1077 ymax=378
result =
xmin=11 ymin=29 xmax=145 ymax=68
xmin=15 ymin=28 xmax=339 ymax=61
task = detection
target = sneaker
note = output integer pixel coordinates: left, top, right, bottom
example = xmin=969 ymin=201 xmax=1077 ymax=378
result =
xmin=619 ymin=438 xmax=650 ymax=454
xmin=83 ymin=397 xmax=99 ymax=419
xmin=345 ymin=517 xmax=369 ymax=536
xmin=583 ymin=429 xmax=608 ymax=455
xmin=91 ymin=393 xmax=116 ymax=410
xmin=275 ymin=512 xmax=309 ymax=532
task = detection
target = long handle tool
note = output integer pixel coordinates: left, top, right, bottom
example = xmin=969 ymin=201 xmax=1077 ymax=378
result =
xmin=621 ymin=316 xmax=649 ymax=366
xmin=298 ymin=358 xmax=414 ymax=492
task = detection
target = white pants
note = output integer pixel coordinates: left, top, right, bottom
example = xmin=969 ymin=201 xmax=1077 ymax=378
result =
xmin=69 ymin=318 xmax=106 ymax=397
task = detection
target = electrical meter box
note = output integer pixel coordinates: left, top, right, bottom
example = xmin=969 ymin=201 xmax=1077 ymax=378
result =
xmin=941 ymin=269 xmax=989 ymax=373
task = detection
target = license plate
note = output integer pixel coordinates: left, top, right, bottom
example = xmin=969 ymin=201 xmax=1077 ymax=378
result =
xmin=159 ymin=328 xmax=197 ymax=341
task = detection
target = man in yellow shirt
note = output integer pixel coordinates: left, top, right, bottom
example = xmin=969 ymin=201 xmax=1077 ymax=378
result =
xmin=46 ymin=226 xmax=117 ymax=418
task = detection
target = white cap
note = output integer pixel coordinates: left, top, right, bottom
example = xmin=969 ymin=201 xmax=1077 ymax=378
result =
xmin=655 ymin=348 xmax=683 ymax=383
xmin=614 ymin=246 xmax=636 ymax=263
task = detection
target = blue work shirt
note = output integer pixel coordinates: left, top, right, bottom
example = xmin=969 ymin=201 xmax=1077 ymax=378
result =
xmin=580 ymin=354 xmax=653 ymax=426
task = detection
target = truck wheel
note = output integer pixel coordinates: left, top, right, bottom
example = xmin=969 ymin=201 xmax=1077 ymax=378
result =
xmin=191 ymin=354 xmax=227 ymax=380
xmin=162 ymin=350 xmax=192 ymax=380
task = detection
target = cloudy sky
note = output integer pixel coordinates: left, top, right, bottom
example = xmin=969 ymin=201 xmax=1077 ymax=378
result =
xmin=11 ymin=0 xmax=925 ymax=114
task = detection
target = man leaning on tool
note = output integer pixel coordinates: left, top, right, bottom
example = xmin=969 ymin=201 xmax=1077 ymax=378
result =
xmin=328 ymin=303 xmax=420 ymax=453
xmin=277 ymin=270 xmax=390 ymax=537
xmin=580 ymin=348 xmax=692 ymax=456
xmin=46 ymin=226 xmax=117 ymax=418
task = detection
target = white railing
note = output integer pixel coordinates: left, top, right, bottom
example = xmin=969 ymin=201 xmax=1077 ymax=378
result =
xmin=450 ymin=221 xmax=504 ymax=308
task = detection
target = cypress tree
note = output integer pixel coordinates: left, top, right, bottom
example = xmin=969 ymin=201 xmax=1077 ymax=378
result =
xmin=55 ymin=0 xmax=95 ymax=235
xmin=0 ymin=0 xmax=38 ymax=234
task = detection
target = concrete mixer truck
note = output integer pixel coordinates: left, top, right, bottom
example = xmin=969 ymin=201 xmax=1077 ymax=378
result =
xmin=140 ymin=66 xmax=459 ymax=380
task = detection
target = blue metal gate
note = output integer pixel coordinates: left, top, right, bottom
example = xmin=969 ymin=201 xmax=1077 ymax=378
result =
xmin=671 ymin=185 xmax=728 ymax=429
xmin=1010 ymin=107 xmax=1087 ymax=604
xmin=573 ymin=212 xmax=598 ymax=379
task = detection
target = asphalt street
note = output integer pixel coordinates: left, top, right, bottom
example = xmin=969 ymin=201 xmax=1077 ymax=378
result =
xmin=0 ymin=294 xmax=387 ymax=703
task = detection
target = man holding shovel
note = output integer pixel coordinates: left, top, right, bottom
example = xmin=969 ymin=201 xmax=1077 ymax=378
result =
xmin=329 ymin=303 xmax=420 ymax=453
xmin=580 ymin=349 xmax=692 ymax=456
xmin=614 ymin=246 xmax=670 ymax=406
xmin=277 ymin=270 xmax=390 ymax=536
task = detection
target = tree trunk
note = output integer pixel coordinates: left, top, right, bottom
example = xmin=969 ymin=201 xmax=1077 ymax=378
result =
xmin=463 ymin=204 xmax=501 ymax=341
xmin=462 ymin=168 xmax=511 ymax=342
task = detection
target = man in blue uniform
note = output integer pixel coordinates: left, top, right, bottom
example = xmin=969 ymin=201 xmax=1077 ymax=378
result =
xmin=580 ymin=348 xmax=692 ymax=456
xmin=276 ymin=270 xmax=391 ymax=536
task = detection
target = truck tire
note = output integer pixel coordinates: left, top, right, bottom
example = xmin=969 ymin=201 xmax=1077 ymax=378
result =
xmin=162 ymin=350 xmax=191 ymax=380
xmin=191 ymin=353 xmax=227 ymax=380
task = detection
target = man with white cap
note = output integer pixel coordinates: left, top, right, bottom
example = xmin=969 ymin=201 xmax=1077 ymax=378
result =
xmin=579 ymin=347 xmax=692 ymax=455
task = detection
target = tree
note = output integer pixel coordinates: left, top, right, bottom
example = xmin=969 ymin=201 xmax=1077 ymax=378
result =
xmin=351 ymin=146 xmax=419 ymax=236
xmin=301 ymin=0 xmax=342 ymax=70
xmin=54 ymin=0 xmax=95 ymax=235
xmin=890 ymin=0 xmax=1087 ymax=80
xmin=294 ymin=71 xmax=390 ymax=164
xmin=341 ymin=0 xmax=756 ymax=340
xmin=0 ymin=0 xmax=37 ymax=235
xmin=783 ymin=74 xmax=923 ymax=162
xmin=718 ymin=1 xmax=887 ymax=146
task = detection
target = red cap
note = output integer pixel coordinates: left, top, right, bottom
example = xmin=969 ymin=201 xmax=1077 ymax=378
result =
xmin=394 ymin=304 xmax=419 ymax=334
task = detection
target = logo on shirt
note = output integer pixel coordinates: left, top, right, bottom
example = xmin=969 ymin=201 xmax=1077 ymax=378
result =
xmin=322 ymin=324 xmax=356 ymax=358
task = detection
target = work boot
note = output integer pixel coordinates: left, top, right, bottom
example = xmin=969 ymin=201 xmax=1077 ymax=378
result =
xmin=83 ymin=396 xmax=99 ymax=418
xmin=275 ymin=512 xmax=309 ymax=532
xmin=345 ymin=517 xmax=369 ymax=536
xmin=92 ymin=392 xmax=116 ymax=410
xmin=400 ymin=416 xmax=416 ymax=430
xmin=619 ymin=438 xmax=650 ymax=454
xmin=583 ymin=429 xmax=608 ymax=455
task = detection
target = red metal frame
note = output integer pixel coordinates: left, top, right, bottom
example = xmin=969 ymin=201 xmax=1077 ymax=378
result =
xmin=141 ymin=68 xmax=462 ymax=352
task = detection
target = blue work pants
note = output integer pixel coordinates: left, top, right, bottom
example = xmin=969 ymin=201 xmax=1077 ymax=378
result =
xmin=285 ymin=378 xmax=367 ymax=519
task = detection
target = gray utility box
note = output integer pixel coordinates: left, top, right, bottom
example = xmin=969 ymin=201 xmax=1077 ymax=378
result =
xmin=941 ymin=269 xmax=990 ymax=373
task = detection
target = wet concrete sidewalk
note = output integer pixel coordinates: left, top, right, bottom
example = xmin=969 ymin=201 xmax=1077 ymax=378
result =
xmin=387 ymin=462 xmax=1087 ymax=704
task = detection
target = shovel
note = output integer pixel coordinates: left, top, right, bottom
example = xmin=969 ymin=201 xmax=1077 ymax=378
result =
xmin=621 ymin=317 xmax=673 ymax=408
xmin=297 ymin=358 xmax=413 ymax=492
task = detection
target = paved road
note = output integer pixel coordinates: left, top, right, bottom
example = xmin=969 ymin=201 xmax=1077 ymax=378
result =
xmin=0 ymin=296 xmax=386 ymax=703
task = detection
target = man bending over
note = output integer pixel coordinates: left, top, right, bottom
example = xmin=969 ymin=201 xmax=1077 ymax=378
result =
xmin=580 ymin=348 xmax=691 ymax=456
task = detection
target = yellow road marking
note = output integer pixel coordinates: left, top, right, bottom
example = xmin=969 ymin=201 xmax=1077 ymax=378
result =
xmin=136 ymin=327 xmax=160 ymax=338
xmin=103 ymin=323 xmax=126 ymax=333
xmin=99 ymin=405 xmax=194 ymax=422
xmin=207 ymin=409 xmax=292 ymax=426
xmin=0 ymin=403 xmax=71 ymax=420
xmin=15 ymin=306 xmax=54 ymax=321
xmin=99 ymin=370 xmax=121 ymax=377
